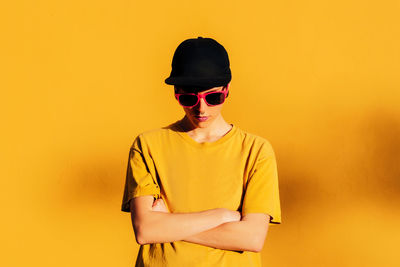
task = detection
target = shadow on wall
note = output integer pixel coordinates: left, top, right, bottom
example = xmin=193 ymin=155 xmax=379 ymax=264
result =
xmin=51 ymin=153 xmax=125 ymax=210
xmin=355 ymin=108 xmax=400 ymax=200
xmin=275 ymin=107 xmax=400 ymax=226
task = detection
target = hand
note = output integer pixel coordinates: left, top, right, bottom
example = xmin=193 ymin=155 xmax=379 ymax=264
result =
xmin=152 ymin=198 xmax=170 ymax=213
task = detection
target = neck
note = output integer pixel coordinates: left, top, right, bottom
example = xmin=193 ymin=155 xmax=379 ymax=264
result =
xmin=179 ymin=115 xmax=232 ymax=138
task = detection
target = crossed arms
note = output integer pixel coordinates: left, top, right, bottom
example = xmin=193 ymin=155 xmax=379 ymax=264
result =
xmin=129 ymin=195 xmax=270 ymax=253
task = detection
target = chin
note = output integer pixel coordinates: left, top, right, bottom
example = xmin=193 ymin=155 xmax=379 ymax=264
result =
xmin=196 ymin=122 xmax=209 ymax=128
xmin=189 ymin=118 xmax=212 ymax=127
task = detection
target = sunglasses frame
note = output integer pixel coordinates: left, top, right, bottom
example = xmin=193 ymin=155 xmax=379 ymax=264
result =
xmin=174 ymin=86 xmax=229 ymax=108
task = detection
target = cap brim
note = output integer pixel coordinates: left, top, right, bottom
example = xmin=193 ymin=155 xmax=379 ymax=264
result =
xmin=165 ymin=75 xmax=231 ymax=88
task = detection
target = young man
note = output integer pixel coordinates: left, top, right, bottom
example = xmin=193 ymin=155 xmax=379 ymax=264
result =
xmin=121 ymin=36 xmax=281 ymax=266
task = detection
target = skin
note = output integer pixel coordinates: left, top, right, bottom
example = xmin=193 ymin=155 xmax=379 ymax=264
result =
xmin=152 ymin=197 xmax=169 ymax=212
xmin=175 ymin=82 xmax=233 ymax=143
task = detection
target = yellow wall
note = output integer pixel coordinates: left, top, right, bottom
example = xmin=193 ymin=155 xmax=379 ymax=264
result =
xmin=2 ymin=1 xmax=399 ymax=266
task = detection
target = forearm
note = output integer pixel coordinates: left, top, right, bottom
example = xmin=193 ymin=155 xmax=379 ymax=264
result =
xmin=182 ymin=220 xmax=261 ymax=252
xmin=135 ymin=209 xmax=225 ymax=245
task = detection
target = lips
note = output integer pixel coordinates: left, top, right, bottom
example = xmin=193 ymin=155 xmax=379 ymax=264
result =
xmin=194 ymin=116 xmax=208 ymax=122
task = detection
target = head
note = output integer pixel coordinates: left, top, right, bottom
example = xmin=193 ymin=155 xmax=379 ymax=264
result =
xmin=165 ymin=36 xmax=232 ymax=128
xmin=174 ymin=83 xmax=230 ymax=128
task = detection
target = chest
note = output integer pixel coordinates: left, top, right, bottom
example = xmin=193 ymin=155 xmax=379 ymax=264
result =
xmin=149 ymin=143 xmax=256 ymax=212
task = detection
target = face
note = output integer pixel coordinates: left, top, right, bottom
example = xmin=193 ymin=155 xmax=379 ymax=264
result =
xmin=175 ymin=84 xmax=229 ymax=128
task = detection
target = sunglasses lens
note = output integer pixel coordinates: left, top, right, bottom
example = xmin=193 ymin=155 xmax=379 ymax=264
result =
xmin=205 ymin=92 xmax=225 ymax=105
xmin=178 ymin=94 xmax=198 ymax=107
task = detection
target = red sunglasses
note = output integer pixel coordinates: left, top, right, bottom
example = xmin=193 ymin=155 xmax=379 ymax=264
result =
xmin=175 ymin=87 xmax=229 ymax=108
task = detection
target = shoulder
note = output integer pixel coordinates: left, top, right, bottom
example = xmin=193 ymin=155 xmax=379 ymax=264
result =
xmin=130 ymin=125 xmax=174 ymax=151
xmin=138 ymin=127 xmax=170 ymax=140
xmin=137 ymin=121 xmax=180 ymax=140
xmin=236 ymin=127 xmax=276 ymax=159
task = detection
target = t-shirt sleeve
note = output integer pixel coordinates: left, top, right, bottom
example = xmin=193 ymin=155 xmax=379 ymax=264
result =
xmin=241 ymin=146 xmax=282 ymax=224
xmin=121 ymin=135 xmax=161 ymax=212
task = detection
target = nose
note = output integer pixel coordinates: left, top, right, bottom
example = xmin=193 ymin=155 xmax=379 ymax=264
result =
xmin=195 ymin=97 xmax=207 ymax=114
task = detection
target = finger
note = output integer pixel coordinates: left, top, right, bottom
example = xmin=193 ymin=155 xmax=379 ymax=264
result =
xmin=156 ymin=199 xmax=163 ymax=205
xmin=152 ymin=199 xmax=161 ymax=207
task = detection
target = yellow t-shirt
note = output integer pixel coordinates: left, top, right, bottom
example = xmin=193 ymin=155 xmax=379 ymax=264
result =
xmin=121 ymin=121 xmax=281 ymax=267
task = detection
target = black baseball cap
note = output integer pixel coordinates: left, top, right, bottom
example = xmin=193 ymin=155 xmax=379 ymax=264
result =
xmin=165 ymin=37 xmax=232 ymax=91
